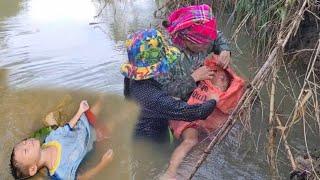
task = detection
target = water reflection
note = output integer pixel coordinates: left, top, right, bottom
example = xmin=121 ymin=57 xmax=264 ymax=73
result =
xmin=0 ymin=69 xmax=7 ymax=89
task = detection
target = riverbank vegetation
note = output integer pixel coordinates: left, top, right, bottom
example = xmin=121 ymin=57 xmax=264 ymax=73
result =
xmin=155 ymin=0 xmax=320 ymax=179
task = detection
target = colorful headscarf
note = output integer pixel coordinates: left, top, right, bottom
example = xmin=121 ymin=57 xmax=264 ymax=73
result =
xmin=120 ymin=29 xmax=180 ymax=80
xmin=164 ymin=4 xmax=218 ymax=48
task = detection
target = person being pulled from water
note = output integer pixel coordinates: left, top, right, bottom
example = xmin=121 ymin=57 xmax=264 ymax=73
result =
xmin=120 ymin=28 xmax=219 ymax=142
xmin=10 ymin=100 xmax=114 ymax=180
xmin=31 ymin=96 xmax=111 ymax=144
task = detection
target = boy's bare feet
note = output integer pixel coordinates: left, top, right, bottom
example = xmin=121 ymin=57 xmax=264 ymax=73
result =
xmin=164 ymin=128 xmax=198 ymax=180
xmin=160 ymin=172 xmax=177 ymax=180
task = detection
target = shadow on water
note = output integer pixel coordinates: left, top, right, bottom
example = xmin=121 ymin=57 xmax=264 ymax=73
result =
xmin=0 ymin=0 xmax=168 ymax=179
xmin=0 ymin=0 xmax=161 ymax=92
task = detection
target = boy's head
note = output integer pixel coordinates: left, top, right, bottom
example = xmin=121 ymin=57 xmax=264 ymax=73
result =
xmin=210 ymin=66 xmax=231 ymax=92
xmin=10 ymin=138 xmax=41 ymax=179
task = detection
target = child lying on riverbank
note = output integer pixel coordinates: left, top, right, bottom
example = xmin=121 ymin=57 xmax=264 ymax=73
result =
xmin=164 ymin=54 xmax=245 ymax=179
xmin=10 ymin=100 xmax=113 ymax=180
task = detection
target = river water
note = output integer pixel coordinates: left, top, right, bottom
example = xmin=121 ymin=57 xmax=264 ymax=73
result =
xmin=0 ymin=0 xmax=308 ymax=179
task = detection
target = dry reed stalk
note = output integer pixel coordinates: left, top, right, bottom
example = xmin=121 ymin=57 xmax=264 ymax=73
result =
xmin=153 ymin=0 xmax=175 ymax=18
xmin=275 ymin=115 xmax=297 ymax=170
xmin=300 ymin=41 xmax=320 ymax=179
xmin=302 ymin=106 xmax=320 ymax=179
xmin=154 ymin=0 xmax=192 ymax=19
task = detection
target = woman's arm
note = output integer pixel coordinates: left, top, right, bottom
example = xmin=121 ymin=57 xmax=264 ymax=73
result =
xmin=160 ymin=73 xmax=197 ymax=101
xmin=135 ymin=82 xmax=217 ymax=121
xmin=211 ymin=31 xmax=232 ymax=69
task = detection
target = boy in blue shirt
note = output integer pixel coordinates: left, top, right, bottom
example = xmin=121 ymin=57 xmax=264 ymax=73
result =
xmin=121 ymin=29 xmax=218 ymax=142
xmin=10 ymin=100 xmax=113 ymax=180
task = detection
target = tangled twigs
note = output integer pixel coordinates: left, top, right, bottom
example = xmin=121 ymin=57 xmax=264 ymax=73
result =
xmin=188 ymin=45 xmax=280 ymax=179
xmin=153 ymin=0 xmax=176 ymax=19
xmin=275 ymin=115 xmax=297 ymax=171
xmin=296 ymin=40 xmax=320 ymax=179
xmin=279 ymin=39 xmax=320 ymax=180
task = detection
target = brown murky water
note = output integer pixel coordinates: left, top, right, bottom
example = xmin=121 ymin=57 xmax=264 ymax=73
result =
xmin=2 ymin=0 xmax=315 ymax=180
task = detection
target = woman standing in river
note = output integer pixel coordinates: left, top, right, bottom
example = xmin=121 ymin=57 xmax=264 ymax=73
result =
xmin=121 ymin=28 xmax=219 ymax=179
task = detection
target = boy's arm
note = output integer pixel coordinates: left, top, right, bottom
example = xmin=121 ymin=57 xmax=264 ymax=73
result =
xmin=30 ymin=126 xmax=55 ymax=143
xmin=156 ymin=94 xmax=217 ymax=121
xmin=159 ymin=56 xmax=215 ymax=101
xmin=68 ymin=100 xmax=90 ymax=128
xmin=158 ymin=57 xmax=197 ymax=101
xmin=77 ymin=149 xmax=113 ymax=180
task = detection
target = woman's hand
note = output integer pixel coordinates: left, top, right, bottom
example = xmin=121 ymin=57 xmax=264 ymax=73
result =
xmin=217 ymin=50 xmax=231 ymax=69
xmin=79 ymin=100 xmax=90 ymax=113
xmin=191 ymin=66 xmax=215 ymax=82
